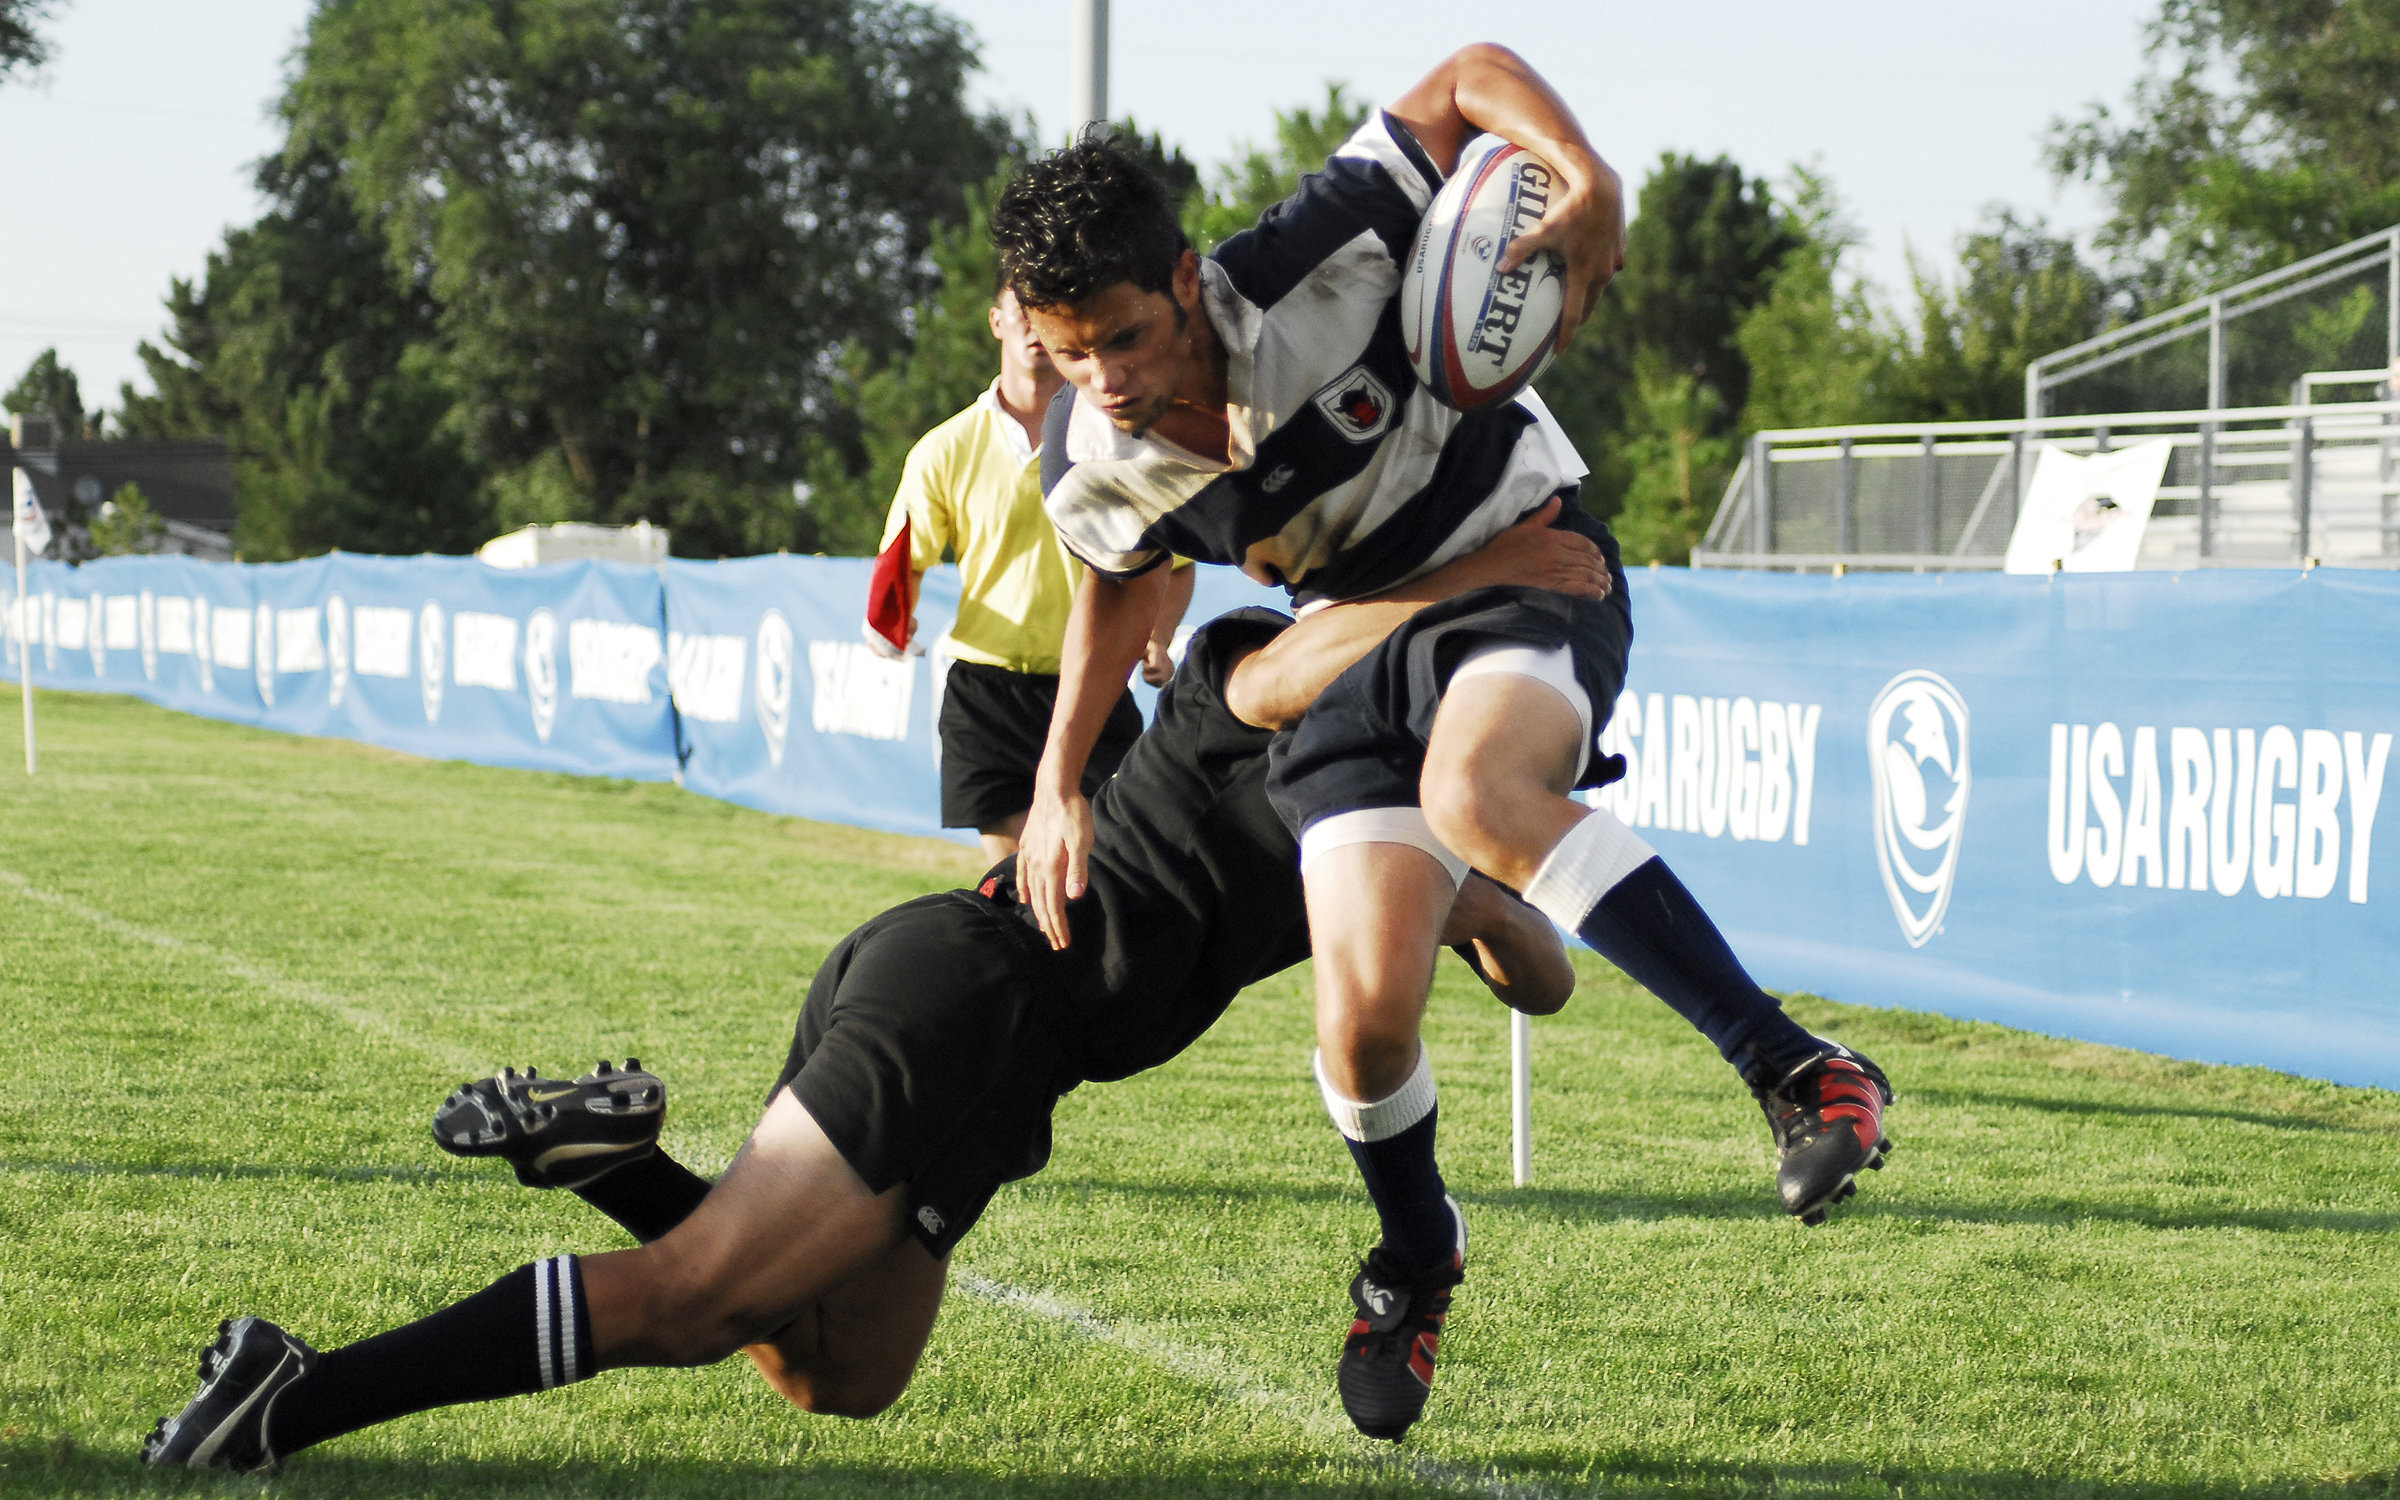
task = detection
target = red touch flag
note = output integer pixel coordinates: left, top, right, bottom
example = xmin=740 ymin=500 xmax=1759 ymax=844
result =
xmin=864 ymin=517 xmax=913 ymax=656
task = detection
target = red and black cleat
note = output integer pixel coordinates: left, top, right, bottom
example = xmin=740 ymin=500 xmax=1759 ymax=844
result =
xmin=1755 ymin=1042 xmax=1894 ymax=1226
xmin=1335 ymin=1199 xmax=1466 ymax=1442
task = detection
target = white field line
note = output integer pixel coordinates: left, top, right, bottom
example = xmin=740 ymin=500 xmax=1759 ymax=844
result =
xmin=955 ymin=1274 xmax=1556 ymax=1500
xmin=0 ymin=864 xmax=486 ymax=1075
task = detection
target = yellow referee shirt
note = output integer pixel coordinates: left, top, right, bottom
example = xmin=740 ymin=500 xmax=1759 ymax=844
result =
xmin=878 ymin=382 xmax=1081 ymax=675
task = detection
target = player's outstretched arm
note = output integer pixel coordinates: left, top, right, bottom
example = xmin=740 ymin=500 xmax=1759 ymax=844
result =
xmin=1223 ymin=497 xmax=1608 ymax=730
xmin=1442 ymin=873 xmax=1575 ymax=1016
xmin=1022 ymin=565 xmax=1171 ymax=948
xmin=1385 ymin=43 xmax=1625 ymax=345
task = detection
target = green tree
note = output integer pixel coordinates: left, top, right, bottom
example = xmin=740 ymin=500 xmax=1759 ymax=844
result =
xmin=1735 ymin=176 xmax=2116 ymax=431
xmin=1611 ymin=356 xmax=1736 ymax=566
xmin=91 ymin=483 xmax=165 ymax=556
xmin=276 ymin=0 xmax=1010 ymax=559
xmin=1541 ymin=153 xmax=1799 ymax=521
xmin=795 ymin=174 xmax=1016 ymax=555
xmin=2050 ymin=0 xmax=2400 ymax=284
xmin=119 ymin=142 xmax=487 ymax=559
xmin=5 ymin=347 xmax=90 ymax=437
xmin=1886 ymin=213 xmax=2119 ymax=421
xmin=0 ymin=0 xmax=53 ymax=78
xmin=1186 ymin=83 xmax=1369 ymax=252
xmin=1734 ymin=175 xmax=1895 ymax=433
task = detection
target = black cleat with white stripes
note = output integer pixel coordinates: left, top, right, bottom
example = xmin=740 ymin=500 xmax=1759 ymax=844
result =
xmin=434 ymin=1060 xmax=665 ymax=1190
xmin=140 ymin=1316 xmax=317 ymax=1472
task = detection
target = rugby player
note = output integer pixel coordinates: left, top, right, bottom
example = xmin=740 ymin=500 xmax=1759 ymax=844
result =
xmin=139 ymin=520 xmax=1599 ymax=1473
xmin=995 ymin=44 xmax=1892 ymax=1438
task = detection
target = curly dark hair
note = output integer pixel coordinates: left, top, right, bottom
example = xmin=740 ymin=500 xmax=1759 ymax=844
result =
xmin=991 ymin=134 xmax=1189 ymax=310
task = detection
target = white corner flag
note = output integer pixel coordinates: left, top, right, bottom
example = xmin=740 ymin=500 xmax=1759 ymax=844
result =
xmin=11 ymin=466 xmax=40 ymax=774
xmin=13 ymin=468 xmax=51 ymax=559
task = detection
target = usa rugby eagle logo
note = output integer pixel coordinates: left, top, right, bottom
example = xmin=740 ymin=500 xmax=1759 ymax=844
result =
xmin=1867 ymin=670 xmax=1970 ymax=947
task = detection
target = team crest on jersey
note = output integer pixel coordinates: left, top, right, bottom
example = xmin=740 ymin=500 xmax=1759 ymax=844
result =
xmin=1311 ymin=366 xmax=1395 ymax=444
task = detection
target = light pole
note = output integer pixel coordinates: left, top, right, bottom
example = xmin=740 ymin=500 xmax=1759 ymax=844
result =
xmin=1070 ymin=0 xmax=1108 ymax=139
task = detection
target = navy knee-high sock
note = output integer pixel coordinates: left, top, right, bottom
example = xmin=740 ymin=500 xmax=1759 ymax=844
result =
xmin=270 ymin=1256 xmax=595 ymax=1456
xmin=1525 ymin=813 xmax=1819 ymax=1085
xmin=1317 ymin=1049 xmax=1460 ymax=1271
xmin=572 ymin=1149 xmax=713 ymax=1243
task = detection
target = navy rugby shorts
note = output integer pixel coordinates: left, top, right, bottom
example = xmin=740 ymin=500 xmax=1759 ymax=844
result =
xmin=1265 ymin=505 xmax=1635 ymax=842
xmin=773 ymin=890 xmax=1077 ymax=1258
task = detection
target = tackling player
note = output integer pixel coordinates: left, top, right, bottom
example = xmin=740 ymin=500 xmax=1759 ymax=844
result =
xmin=995 ymin=44 xmax=1892 ymax=1439
xmin=139 ymin=526 xmax=1597 ymax=1474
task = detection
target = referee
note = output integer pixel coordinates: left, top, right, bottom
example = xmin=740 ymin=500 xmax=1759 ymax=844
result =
xmin=868 ymin=284 xmax=1193 ymax=862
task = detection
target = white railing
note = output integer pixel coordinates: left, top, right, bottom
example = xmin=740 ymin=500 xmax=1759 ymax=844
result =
xmin=1695 ymin=396 xmax=2400 ymax=572
xmin=2025 ymin=224 xmax=2400 ymax=417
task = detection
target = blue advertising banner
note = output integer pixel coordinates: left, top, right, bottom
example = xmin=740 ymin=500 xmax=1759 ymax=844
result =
xmin=9 ymin=547 xmax=2394 ymax=1084
xmin=657 ymin=555 xmax=1285 ymax=841
xmin=2 ymin=553 xmax=679 ymax=782
xmin=1590 ymin=566 xmax=2400 ymax=1087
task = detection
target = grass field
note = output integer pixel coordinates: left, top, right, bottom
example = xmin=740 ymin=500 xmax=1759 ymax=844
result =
xmin=4 ymin=691 xmax=2400 ymax=1498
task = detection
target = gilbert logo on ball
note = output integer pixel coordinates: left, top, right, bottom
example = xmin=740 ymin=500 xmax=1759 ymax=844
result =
xmin=1401 ymin=134 xmax=1568 ymax=409
xmin=1867 ymin=670 xmax=1971 ymax=947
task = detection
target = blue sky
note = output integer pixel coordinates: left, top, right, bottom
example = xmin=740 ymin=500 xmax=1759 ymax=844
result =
xmin=0 ymin=0 xmax=2160 ymax=410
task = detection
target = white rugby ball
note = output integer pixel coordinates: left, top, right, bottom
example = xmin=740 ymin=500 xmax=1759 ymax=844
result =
xmin=1400 ymin=134 xmax=1569 ymax=411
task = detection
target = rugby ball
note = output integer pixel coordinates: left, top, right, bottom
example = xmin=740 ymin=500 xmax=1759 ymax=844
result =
xmin=1400 ymin=134 xmax=1569 ymax=410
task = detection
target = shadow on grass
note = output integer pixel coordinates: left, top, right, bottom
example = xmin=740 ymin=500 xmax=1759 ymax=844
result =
xmin=1030 ymin=1175 xmax=2400 ymax=1239
xmin=1904 ymin=1086 xmax=2394 ymax=1136
xmin=11 ymin=1437 xmax=2395 ymax=1499
xmin=0 ymin=1158 xmax=477 ymax=1188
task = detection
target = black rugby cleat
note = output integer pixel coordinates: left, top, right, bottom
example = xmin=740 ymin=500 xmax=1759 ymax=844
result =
xmin=141 ymin=1316 xmax=317 ymax=1472
xmin=434 ymin=1059 xmax=665 ymax=1190
xmin=1754 ymin=1042 xmax=1893 ymax=1225
xmin=1335 ymin=1197 xmax=1466 ymax=1442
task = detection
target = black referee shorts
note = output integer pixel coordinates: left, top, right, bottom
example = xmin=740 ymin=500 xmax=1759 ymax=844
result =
xmin=773 ymin=891 xmax=1078 ymax=1258
xmin=1266 ymin=503 xmax=1635 ymax=839
xmin=940 ymin=661 xmax=1144 ymax=830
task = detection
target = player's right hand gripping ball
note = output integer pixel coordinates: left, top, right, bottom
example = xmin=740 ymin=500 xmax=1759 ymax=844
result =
xmin=1400 ymin=133 xmax=1569 ymax=410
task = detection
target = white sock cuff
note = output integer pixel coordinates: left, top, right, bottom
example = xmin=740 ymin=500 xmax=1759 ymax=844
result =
xmin=1522 ymin=809 xmax=1656 ymax=930
xmin=534 ymin=1254 xmax=584 ymax=1390
xmin=1314 ymin=1046 xmax=1437 ymax=1143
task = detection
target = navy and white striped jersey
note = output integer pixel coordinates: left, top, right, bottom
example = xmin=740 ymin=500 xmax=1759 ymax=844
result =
xmin=1041 ymin=111 xmax=1586 ymax=609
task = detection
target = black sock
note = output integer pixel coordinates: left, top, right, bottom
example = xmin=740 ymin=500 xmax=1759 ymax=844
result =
xmin=1575 ymin=858 xmax=1819 ymax=1085
xmin=573 ymin=1149 xmax=713 ymax=1243
xmin=271 ymin=1256 xmax=594 ymax=1455
xmin=1318 ymin=1050 xmax=1458 ymax=1271
xmin=1343 ymin=1110 xmax=1459 ymax=1271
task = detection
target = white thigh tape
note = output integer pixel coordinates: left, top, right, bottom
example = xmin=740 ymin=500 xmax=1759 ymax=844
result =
xmin=1522 ymin=808 xmax=1656 ymax=930
xmin=1299 ymin=806 xmax=1469 ymax=888
xmin=1315 ymin=1046 xmax=1438 ymax=1143
xmin=1449 ymin=642 xmax=1592 ymax=781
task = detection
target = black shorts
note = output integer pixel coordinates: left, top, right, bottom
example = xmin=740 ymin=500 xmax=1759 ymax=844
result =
xmin=939 ymin=661 xmax=1143 ymax=830
xmin=773 ymin=891 xmax=1078 ymax=1258
xmin=1266 ymin=506 xmax=1635 ymax=837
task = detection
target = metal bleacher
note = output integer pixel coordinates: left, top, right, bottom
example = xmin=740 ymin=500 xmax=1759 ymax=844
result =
xmin=1695 ymin=225 xmax=2400 ymax=572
